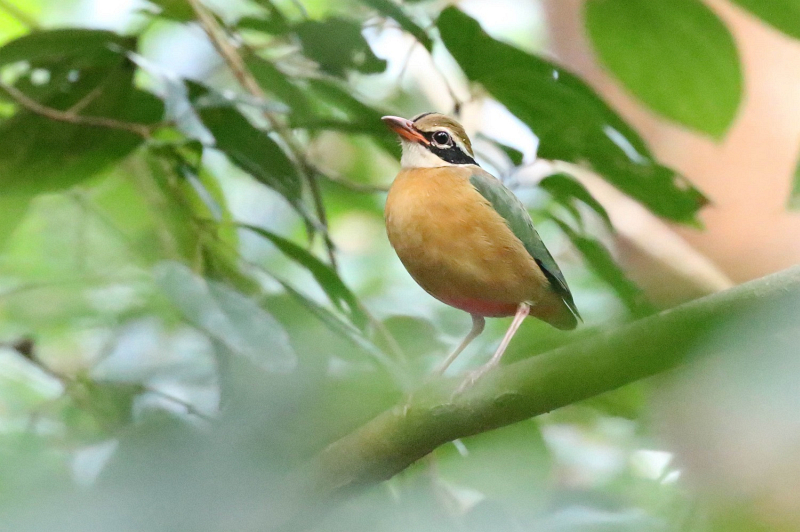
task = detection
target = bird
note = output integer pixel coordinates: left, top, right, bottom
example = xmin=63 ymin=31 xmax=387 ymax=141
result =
xmin=382 ymin=112 xmax=580 ymax=385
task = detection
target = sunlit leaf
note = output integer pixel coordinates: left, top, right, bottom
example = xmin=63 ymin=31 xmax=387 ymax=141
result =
xmin=585 ymin=0 xmax=742 ymax=138
xmin=729 ymin=0 xmax=800 ymax=40
xmin=155 ymin=261 xmax=297 ymax=373
xmin=238 ymin=223 xmax=368 ymax=330
xmin=295 ymin=18 xmax=386 ymax=77
xmin=358 ymin=0 xmax=433 ymax=50
xmin=437 ymin=7 xmax=707 ymax=224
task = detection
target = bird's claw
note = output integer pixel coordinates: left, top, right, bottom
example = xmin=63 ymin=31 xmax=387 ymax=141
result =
xmin=453 ymin=363 xmax=496 ymax=395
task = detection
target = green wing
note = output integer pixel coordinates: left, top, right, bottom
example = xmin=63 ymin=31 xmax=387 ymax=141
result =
xmin=469 ymin=168 xmax=581 ymax=321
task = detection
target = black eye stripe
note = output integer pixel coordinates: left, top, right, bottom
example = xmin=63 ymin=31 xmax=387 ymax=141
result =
xmin=421 ymin=130 xmax=450 ymax=144
xmin=429 ymin=145 xmax=478 ymax=166
xmin=418 ymin=131 xmax=477 ymax=165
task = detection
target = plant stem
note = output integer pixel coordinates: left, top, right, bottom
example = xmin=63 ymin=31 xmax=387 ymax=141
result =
xmin=291 ymin=266 xmax=800 ymax=502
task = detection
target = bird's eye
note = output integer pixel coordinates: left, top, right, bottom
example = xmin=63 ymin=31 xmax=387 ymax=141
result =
xmin=432 ymin=131 xmax=451 ymax=146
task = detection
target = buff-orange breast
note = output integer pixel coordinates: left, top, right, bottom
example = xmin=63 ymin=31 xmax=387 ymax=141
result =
xmin=384 ymin=166 xmax=555 ymax=318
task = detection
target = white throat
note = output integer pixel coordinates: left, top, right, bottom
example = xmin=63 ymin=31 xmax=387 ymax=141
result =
xmin=400 ymin=141 xmax=449 ymax=168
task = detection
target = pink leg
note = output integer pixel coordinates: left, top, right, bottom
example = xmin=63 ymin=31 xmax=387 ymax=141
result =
xmin=457 ymin=303 xmax=530 ymax=391
xmin=485 ymin=302 xmax=530 ymax=369
xmin=436 ymin=314 xmax=485 ymax=375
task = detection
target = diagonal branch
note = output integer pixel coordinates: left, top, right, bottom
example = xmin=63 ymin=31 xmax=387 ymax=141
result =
xmin=186 ymin=0 xmax=338 ymax=270
xmin=0 ymin=81 xmax=155 ymax=137
xmin=0 ymin=0 xmax=39 ymax=29
xmin=286 ymin=266 xmax=800 ymax=508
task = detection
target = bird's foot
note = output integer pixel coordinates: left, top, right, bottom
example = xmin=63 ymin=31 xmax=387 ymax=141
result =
xmin=454 ymin=361 xmax=497 ymax=395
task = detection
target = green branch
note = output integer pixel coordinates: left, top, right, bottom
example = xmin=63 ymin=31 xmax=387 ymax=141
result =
xmin=298 ymin=266 xmax=800 ymax=498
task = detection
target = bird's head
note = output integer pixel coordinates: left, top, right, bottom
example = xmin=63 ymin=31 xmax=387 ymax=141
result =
xmin=382 ymin=113 xmax=477 ymax=168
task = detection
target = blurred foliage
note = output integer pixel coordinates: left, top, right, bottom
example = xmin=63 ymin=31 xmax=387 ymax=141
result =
xmin=0 ymin=0 xmax=795 ymax=530
xmin=728 ymin=0 xmax=800 ymax=40
xmin=584 ymin=0 xmax=742 ymax=139
xmin=437 ymin=7 xmax=708 ymax=223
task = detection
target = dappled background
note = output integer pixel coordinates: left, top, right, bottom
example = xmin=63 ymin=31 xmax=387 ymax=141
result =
xmin=0 ymin=0 xmax=798 ymax=531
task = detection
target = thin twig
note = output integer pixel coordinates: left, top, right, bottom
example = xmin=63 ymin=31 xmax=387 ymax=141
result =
xmin=66 ymin=81 xmax=107 ymax=116
xmin=365 ymin=311 xmax=408 ymax=367
xmin=186 ymin=0 xmax=339 ymax=270
xmin=396 ymin=39 xmax=419 ymax=87
xmin=286 ymin=0 xmax=308 ymax=19
xmin=0 ymin=81 xmax=154 ymax=137
xmin=420 ymin=47 xmax=467 ymax=117
xmin=11 ymin=340 xmax=215 ymax=423
xmin=187 ymin=0 xmax=265 ymax=100
xmin=0 ymin=0 xmax=39 ymax=29
xmin=317 ymin=166 xmax=389 ymax=193
xmin=145 ymin=387 xmax=215 ymax=421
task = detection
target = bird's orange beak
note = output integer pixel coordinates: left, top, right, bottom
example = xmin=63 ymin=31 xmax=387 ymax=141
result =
xmin=381 ymin=116 xmax=428 ymax=144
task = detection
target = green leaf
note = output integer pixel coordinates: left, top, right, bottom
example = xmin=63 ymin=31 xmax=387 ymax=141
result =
xmin=142 ymin=0 xmax=195 ymax=22
xmin=554 ymin=219 xmax=654 ymax=317
xmin=295 ymin=18 xmax=386 ymax=77
xmin=239 ymin=223 xmax=368 ymax=330
xmin=0 ymin=65 xmax=163 ymax=194
xmin=155 ymin=261 xmax=297 ymax=373
xmin=539 ymin=173 xmax=612 ymax=229
xmin=196 ymin=103 xmax=303 ymax=206
xmin=150 ymin=141 xmax=240 ymax=256
xmin=0 ymin=29 xmax=135 ymax=68
xmin=0 ymin=30 xmax=161 ymax=194
xmin=245 ymin=55 xmax=311 ymax=117
xmin=437 ymin=7 xmax=707 ymax=224
xmin=357 ymin=0 xmax=433 ymax=51
xmin=237 ymin=15 xmax=289 ymax=35
xmin=788 ymin=145 xmax=800 ymax=210
xmin=585 ymin=0 xmax=742 ymax=138
xmin=144 ymin=148 xmax=213 ymax=263
xmin=729 ymin=0 xmax=800 ymax=40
